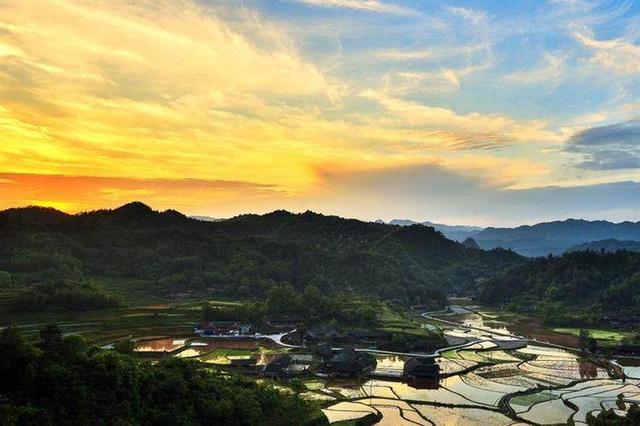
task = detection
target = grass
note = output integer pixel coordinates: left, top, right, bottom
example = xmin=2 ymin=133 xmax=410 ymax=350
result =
xmin=457 ymin=350 xmax=486 ymax=362
xmin=0 ymin=273 xmax=254 ymax=345
xmin=377 ymin=305 xmax=441 ymax=338
xmin=552 ymin=327 xmax=631 ymax=344
xmin=510 ymin=391 xmax=556 ymax=406
xmin=441 ymin=349 xmax=462 ymax=360
xmin=304 ymin=380 xmax=326 ymax=390
xmin=0 ymin=300 xmax=213 ymax=344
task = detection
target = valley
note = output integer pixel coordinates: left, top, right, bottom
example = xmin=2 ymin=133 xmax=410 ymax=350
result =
xmin=3 ymin=295 xmax=638 ymax=425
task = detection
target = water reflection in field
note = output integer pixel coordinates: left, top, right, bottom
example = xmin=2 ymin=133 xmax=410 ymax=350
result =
xmin=323 ymin=307 xmax=640 ymax=424
xmin=134 ymin=338 xmax=185 ymax=352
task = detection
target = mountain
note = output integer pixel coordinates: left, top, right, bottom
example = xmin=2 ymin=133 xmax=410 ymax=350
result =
xmin=567 ymin=239 xmax=640 ymax=253
xmin=388 ymin=219 xmax=483 ymax=242
xmin=461 ymin=238 xmax=480 ymax=250
xmin=472 ymin=219 xmax=640 ymax=257
xmin=477 ymin=250 xmax=640 ymax=326
xmin=0 ymin=203 xmax=523 ymax=310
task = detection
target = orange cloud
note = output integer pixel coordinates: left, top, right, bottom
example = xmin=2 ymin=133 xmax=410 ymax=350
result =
xmin=0 ymin=173 xmax=279 ymax=214
xmin=0 ymin=0 xmax=570 ymax=220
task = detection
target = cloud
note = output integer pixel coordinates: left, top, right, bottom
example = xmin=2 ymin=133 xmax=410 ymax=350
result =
xmin=298 ymin=0 xmax=416 ymax=15
xmin=504 ymin=52 xmax=566 ymax=84
xmin=575 ymin=32 xmax=640 ymax=75
xmin=0 ymin=173 xmax=278 ymax=213
xmin=394 ymin=62 xmax=491 ymax=93
xmin=359 ymin=90 xmax=560 ymax=149
xmin=566 ymin=119 xmax=640 ymax=169
xmin=374 ymin=49 xmax=432 ymax=61
xmin=312 ymin=163 xmax=640 ymax=225
xmin=0 ymin=0 xmax=340 ymax=191
xmin=447 ymin=6 xmax=488 ymax=26
xmin=0 ymin=0 xmax=637 ymax=225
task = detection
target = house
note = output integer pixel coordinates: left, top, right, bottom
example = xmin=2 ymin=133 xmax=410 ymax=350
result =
xmin=263 ymin=355 xmax=293 ymax=378
xmin=322 ymin=348 xmax=377 ymax=377
xmin=403 ymin=357 xmax=440 ymax=389
xmin=303 ymin=325 xmax=343 ymax=343
xmin=194 ymin=322 xmax=252 ymax=337
xmin=311 ymin=343 xmax=334 ymax=361
xmin=403 ymin=357 xmax=439 ymax=380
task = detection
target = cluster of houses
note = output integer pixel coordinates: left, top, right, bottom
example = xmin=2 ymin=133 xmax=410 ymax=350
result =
xmin=261 ymin=345 xmax=440 ymax=386
xmin=262 ymin=347 xmax=377 ymax=379
xmin=192 ymin=321 xmax=441 ymax=386
xmin=194 ymin=321 xmax=253 ymax=337
xmin=302 ymin=326 xmax=391 ymax=347
xmin=263 ymin=354 xmax=314 ymax=378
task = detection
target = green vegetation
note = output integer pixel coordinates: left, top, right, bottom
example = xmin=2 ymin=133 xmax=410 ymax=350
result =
xmin=477 ymin=250 xmax=640 ymax=327
xmin=0 ymin=203 xmax=522 ymax=315
xmin=377 ymin=305 xmax=433 ymax=337
xmin=586 ymin=403 xmax=640 ymax=425
xmin=201 ymin=289 xmax=384 ymax=336
xmin=553 ymin=327 xmax=631 ymax=345
xmin=375 ymin=304 xmax=446 ymax=351
xmin=440 ymin=349 xmax=462 ymax=360
xmin=0 ymin=325 xmax=327 ymax=425
xmin=8 ymin=279 xmax=120 ymax=312
xmin=510 ymin=391 xmax=555 ymax=406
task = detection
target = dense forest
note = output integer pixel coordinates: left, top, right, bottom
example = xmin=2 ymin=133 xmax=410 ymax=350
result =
xmin=477 ymin=250 xmax=640 ymax=326
xmin=0 ymin=203 xmax=521 ymax=311
xmin=0 ymin=325 xmax=326 ymax=425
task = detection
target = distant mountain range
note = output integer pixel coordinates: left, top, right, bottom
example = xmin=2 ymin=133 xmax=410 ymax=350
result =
xmin=386 ymin=218 xmax=640 ymax=257
xmin=387 ymin=219 xmax=482 ymax=242
xmin=473 ymin=219 xmax=640 ymax=257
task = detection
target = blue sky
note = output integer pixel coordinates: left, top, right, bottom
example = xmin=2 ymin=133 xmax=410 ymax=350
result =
xmin=0 ymin=0 xmax=638 ymax=225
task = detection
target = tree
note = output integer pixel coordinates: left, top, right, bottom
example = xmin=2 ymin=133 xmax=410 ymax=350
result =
xmin=356 ymin=305 xmax=377 ymax=324
xmin=113 ymin=339 xmax=135 ymax=355
xmin=578 ymin=329 xmax=590 ymax=352
xmin=0 ymin=271 xmax=11 ymax=288
xmin=0 ymin=327 xmax=329 ymax=425
xmin=0 ymin=326 xmax=36 ymax=395
xmin=266 ymin=285 xmax=300 ymax=315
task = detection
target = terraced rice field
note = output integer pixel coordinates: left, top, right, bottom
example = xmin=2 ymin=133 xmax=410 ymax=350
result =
xmin=322 ymin=307 xmax=640 ymax=425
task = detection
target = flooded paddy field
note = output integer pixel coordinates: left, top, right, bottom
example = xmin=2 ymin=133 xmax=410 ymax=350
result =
xmin=318 ymin=307 xmax=640 ymax=425
xmin=6 ymin=299 xmax=637 ymax=424
xmin=133 ymin=337 xmax=187 ymax=353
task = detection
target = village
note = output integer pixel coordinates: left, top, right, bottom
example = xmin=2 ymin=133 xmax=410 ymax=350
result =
xmin=188 ymin=320 xmax=441 ymax=386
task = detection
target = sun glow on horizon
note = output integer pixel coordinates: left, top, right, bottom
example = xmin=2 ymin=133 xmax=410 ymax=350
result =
xmin=1 ymin=0 xmax=639 ymax=225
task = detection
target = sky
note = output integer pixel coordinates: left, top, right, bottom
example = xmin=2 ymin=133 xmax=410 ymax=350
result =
xmin=0 ymin=0 xmax=639 ymax=226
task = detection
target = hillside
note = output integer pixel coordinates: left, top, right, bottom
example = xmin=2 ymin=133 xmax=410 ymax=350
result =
xmin=388 ymin=219 xmax=482 ymax=242
xmin=472 ymin=219 xmax=640 ymax=256
xmin=477 ymin=250 xmax=640 ymax=326
xmin=567 ymin=239 xmax=640 ymax=253
xmin=0 ymin=203 xmax=522 ymax=311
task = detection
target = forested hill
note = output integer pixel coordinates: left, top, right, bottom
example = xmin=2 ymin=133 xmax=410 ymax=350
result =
xmin=0 ymin=202 xmax=522 ymax=309
xmin=566 ymin=239 xmax=640 ymax=253
xmin=477 ymin=250 xmax=640 ymax=326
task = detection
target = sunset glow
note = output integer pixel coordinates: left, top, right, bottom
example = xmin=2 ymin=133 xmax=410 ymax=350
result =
xmin=1 ymin=0 xmax=639 ymax=225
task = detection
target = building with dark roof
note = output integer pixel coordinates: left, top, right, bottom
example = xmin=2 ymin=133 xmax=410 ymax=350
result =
xmin=403 ymin=357 xmax=439 ymax=380
xmin=262 ymin=355 xmax=292 ymax=378
xmin=322 ymin=348 xmax=376 ymax=377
